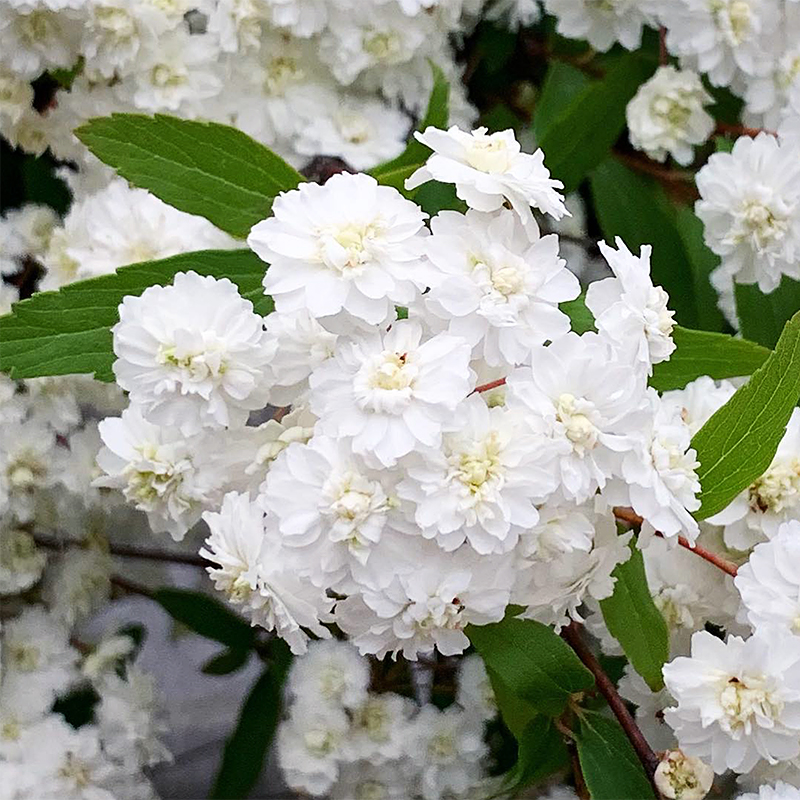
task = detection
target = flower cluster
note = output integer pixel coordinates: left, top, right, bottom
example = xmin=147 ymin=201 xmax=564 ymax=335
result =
xmin=275 ymin=639 xmax=497 ymax=799
xmin=0 ymin=607 xmax=169 ymax=800
xmin=89 ymin=125 xmax=707 ymax=663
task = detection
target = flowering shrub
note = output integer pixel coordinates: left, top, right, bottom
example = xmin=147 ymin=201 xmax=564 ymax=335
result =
xmin=2 ymin=1 xmax=800 ymax=799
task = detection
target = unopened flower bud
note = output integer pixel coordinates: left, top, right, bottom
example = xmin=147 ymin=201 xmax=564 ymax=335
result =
xmin=654 ymin=750 xmax=714 ymax=800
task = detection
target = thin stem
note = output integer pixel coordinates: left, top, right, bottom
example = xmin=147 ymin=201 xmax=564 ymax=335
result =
xmin=715 ymin=121 xmax=776 ymax=139
xmin=659 ymin=26 xmax=668 ymax=66
xmin=612 ymin=507 xmax=738 ymax=577
xmin=110 ymin=574 xmax=155 ymax=599
xmin=34 ymin=534 xmax=209 ymax=569
xmin=473 ymin=377 xmax=507 ymax=394
xmin=562 ymin=622 xmax=660 ymax=784
xmin=614 ymin=152 xmax=695 ymax=184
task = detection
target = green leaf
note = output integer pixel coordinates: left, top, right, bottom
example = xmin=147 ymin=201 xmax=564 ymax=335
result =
xmin=506 ymin=716 xmax=569 ymax=792
xmin=590 ymin=157 xmax=699 ymax=328
xmin=0 ymin=249 xmax=271 ymax=382
xmin=537 ymin=54 xmax=656 ymax=193
xmin=153 ymin=588 xmax=256 ymax=650
xmin=692 ymin=311 xmax=800 ymax=519
xmin=467 ymin=617 xmax=594 ymax=716
xmin=369 ymin=62 xmax=449 ymax=193
xmin=202 ymin=647 xmax=252 ymax=676
xmin=576 ymin=711 xmax=655 ymax=800
xmin=487 ymin=667 xmax=539 ymax=739
xmin=675 ymin=206 xmax=727 ymax=332
xmin=735 ymin=277 xmax=800 ymax=348
xmin=75 ymin=114 xmax=304 ymax=238
xmin=532 ymin=62 xmax=590 ymax=143
xmin=599 ymin=544 xmax=669 ymax=692
xmin=211 ymin=640 xmax=293 ymax=800
xmin=650 ymin=326 xmax=770 ymax=392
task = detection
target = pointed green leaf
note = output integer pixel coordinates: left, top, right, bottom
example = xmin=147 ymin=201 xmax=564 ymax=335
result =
xmin=153 ymin=588 xmax=255 ymax=650
xmin=576 ymin=711 xmax=655 ymax=800
xmin=211 ymin=640 xmax=293 ymax=800
xmin=537 ymin=54 xmax=656 ymax=193
xmin=600 ymin=544 xmax=669 ymax=691
xmin=506 ymin=716 xmax=570 ymax=791
xmin=735 ymin=277 xmax=800 ymax=348
xmin=202 ymin=647 xmax=252 ymax=676
xmin=467 ymin=617 xmax=593 ymax=716
xmin=650 ymin=326 xmax=770 ymax=391
xmin=75 ymin=114 xmax=304 ymax=238
xmin=0 ymin=249 xmax=271 ymax=382
xmin=693 ymin=311 xmax=800 ymax=518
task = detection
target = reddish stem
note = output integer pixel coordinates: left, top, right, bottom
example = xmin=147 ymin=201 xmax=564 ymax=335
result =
xmin=659 ymin=27 xmax=668 ymax=66
xmin=612 ymin=507 xmax=738 ymax=577
xmin=562 ymin=622 xmax=661 ymax=785
xmin=715 ymin=122 xmax=776 ymax=139
xmin=472 ymin=377 xmax=507 ymax=394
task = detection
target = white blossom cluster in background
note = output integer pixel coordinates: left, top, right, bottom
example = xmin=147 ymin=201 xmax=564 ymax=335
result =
xmin=276 ymin=639 xmax=498 ymax=799
xmin=0 ymin=606 xmax=169 ymax=800
xmin=0 ymin=0 xmax=482 ymax=172
xmin=0 ymin=331 xmax=171 ymax=798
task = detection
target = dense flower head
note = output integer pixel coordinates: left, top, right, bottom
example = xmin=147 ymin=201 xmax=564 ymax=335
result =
xmin=112 ymin=271 xmax=274 ymax=436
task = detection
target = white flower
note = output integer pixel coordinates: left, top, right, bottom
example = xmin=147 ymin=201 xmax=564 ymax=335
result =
xmin=659 ymin=0 xmax=780 ymax=88
xmin=309 ymin=319 xmax=473 ymax=468
xmin=95 ymin=668 xmax=170 ymax=771
xmin=95 ymin=405 xmax=220 ymax=540
xmin=41 ymin=180 xmax=234 ymax=290
xmin=398 ymin=394 xmax=559 ymax=555
xmin=707 ymin=408 xmax=800 ymax=550
xmin=200 ymin=491 xmax=334 ymax=654
xmin=655 ymin=750 xmax=715 ymax=800
xmin=696 ymin=133 xmax=800 ymax=293
xmin=264 ymin=310 xmax=337 ymax=406
xmin=1 ymin=607 xmax=78 ymax=709
xmin=627 ymin=66 xmax=715 ymax=166
xmin=618 ymin=666 xmax=677 ymax=752
xmin=336 ymin=543 xmax=514 ymax=659
xmin=0 ymin=67 xmax=34 ymax=126
xmin=0 ymin=418 xmax=57 ymax=523
xmin=543 ymin=0 xmax=649 ymax=52
xmin=0 ymin=203 xmax=57 ymax=274
xmin=662 ymin=376 xmax=738 ymax=437
xmin=423 ymin=209 xmax=579 ymax=366
xmin=343 ymin=692 xmax=415 ymax=763
xmin=456 ymin=654 xmax=496 ymax=722
xmin=0 ymin=6 xmax=82 ymax=79
xmin=516 ymin=501 xmax=596 ymax=561
xmin=587 ymin=238 xmax=677 ymax=371
xmin=738 ymin=782 xmax=800 ymax=800
xmin=640 ymin=535 xmax=741 ymax=654
xmin=286 ymin=639 xmax=369 ymax=710
xmin=250 ymin=172 xmax=430 ymax=327
xmin=294 ymin=96 xmax=410 ymax=171
xmin=112 ymin=272 xmax=273 ymax=436
xmin=277 ymin=704 xmax=349 ymax=796
xmin=125 ymin=27 xmax=222 ymax=113
xmin=267 ymin=0 xmax=333 ymax=37
xmin=514 ymin=512 xmax=632 ymax=630
xmin=0 ymin=527 xmax=46 ymax=595
xmin=736 ymin=521 xmax=800 ymax=636
xmin=41 ymin=547 xmax=112 ymax=628
xmin=663 ymin=629 xmax=800 ymax=774
xmin=405 ymin=126 xmax=567 ymax=230
xmin=329 ymin=759 xmax=416 ymax=800
xmin=605 ymin=390 xmax=701 ymax=542
xmin=409 ymin=705 xmax=488 ymax=800
xmin=260 ymin=436 xmax=402 ymax=584
xmin=506 ymin=332 xmax=649 ymax=503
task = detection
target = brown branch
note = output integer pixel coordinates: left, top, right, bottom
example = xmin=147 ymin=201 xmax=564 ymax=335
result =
xmin=110 ymin=574 xmax=155 ymax=599
xmin=562 ymin=622 xmax=660 ymax=785
xmin=34 ymin=534 xmax=209 ymax=568
xmin=612 ymin=507 xmax=738 ymax=577
xmin=659 ymin=27 xmax=668 ymax=66
xmin=613 ymin=152 xmax=695 ymax=184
